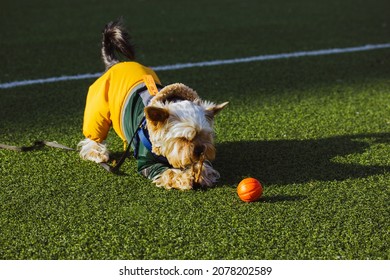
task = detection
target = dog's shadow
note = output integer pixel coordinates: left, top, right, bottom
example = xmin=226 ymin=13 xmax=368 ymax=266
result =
xmin=215 ymin=133 xmax=390 ymax=186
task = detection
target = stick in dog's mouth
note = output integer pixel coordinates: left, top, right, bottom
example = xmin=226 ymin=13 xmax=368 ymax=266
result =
xmin=193 ymin=153 xmax=205 ymax=184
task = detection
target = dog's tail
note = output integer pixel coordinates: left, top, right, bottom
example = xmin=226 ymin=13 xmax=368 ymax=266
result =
xmin=101 ymin=19 xmax=135 ymax=69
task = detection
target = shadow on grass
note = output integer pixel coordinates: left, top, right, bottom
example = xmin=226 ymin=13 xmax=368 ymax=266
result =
xmin=215 ymin=133 xmax=390 ymax=186
xmin=260 ymin=194 xmax=307 ymax=203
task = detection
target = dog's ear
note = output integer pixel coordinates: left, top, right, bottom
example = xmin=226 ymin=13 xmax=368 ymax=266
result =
xmin=206 ymin=102 xmax=229 ymax=118
xmin=144 ymin=106 xmax=170 ymax=125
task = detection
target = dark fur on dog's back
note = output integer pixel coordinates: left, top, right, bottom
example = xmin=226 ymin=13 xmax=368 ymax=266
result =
xmin=102 ymin=19 xmax=135 ymax=69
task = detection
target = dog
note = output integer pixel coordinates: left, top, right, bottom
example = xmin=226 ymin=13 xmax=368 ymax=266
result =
xmin=78 ymin=20 xmax=228 ymax=190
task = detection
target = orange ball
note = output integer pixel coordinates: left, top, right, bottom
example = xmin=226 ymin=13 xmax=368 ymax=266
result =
xmin=237 ymin=178 xmax=263 ymax=202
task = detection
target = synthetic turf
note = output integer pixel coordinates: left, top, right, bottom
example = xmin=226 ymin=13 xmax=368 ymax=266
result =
xmin=0 ymin=0 xmax=389 ymax=260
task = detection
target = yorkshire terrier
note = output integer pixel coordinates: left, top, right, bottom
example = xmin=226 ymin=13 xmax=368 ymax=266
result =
xmin=78 ymin=20 xmax=228 ymax=190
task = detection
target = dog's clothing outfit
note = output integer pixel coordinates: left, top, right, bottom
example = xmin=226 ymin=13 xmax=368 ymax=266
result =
xmin=82 ymin=62 xmax=169 ymax=179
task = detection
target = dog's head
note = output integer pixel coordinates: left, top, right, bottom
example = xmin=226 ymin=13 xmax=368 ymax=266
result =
xmin=144 ymin=83 xmax=228 ymax=169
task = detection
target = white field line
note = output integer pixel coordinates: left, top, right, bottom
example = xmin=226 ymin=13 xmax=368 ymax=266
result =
xmin=1 ymin=43 xmax=390 ymax=89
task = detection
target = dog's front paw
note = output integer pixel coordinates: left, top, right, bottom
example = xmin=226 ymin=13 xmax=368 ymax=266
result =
xmin=192 ymin=161 xmax=220 ymax=187
xmin=77 ymin=138 xmax=109 ymax=163
xmin=153 ymin=168 xmax=193 ymax=190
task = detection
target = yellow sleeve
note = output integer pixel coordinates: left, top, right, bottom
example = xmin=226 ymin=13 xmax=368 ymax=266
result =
xmin=82 ymin=71 xmax=111 ymax=143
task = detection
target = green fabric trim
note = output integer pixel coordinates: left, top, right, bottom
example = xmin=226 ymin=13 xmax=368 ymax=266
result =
xmin=122 ymin=88 xmax=169 ymax=179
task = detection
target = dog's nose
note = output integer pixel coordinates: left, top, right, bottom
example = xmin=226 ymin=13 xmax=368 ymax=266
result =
xmin=194 ymin=145 xmax=205 ymax=158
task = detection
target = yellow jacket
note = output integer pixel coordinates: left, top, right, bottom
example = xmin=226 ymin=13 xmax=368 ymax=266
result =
xmin=82 ymin=62 xmax=161 ymax=143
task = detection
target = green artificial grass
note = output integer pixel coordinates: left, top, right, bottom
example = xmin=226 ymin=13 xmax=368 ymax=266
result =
xmin=0 ymin=0 xmax=389 ymax=259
